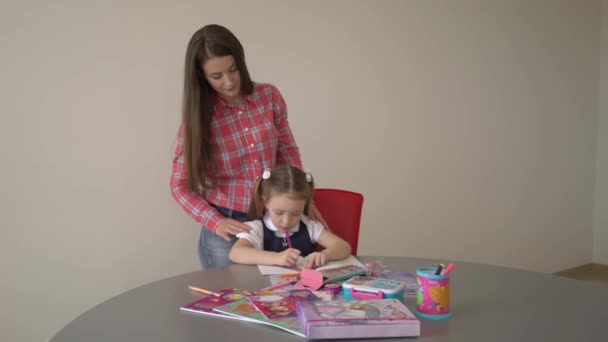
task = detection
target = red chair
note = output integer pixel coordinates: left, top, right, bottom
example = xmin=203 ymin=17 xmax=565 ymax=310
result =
xmin=312 ymin=188 xmax=364 ymax=256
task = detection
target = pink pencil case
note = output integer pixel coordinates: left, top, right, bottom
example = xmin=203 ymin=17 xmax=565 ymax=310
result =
xmin=341 ymin=276 xmax=406 ymax=301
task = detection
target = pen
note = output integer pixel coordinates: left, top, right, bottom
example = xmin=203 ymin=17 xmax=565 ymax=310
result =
xmin=285 ymin=229 xmax=293 ymax=248
xmin=434 ymin=263 xmax=444 ymax=275
xmin=443 ymin=263 xmax=455 ymax=275
xmin=188 ymin=286 xmax=221 ymax=297
xmin=262 ymin=279 xmax=296 ymax=291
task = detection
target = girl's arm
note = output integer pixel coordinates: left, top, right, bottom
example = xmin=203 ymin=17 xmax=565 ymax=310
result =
xmin=303 ymin=230 xmax=351 ymax=269
xmin=229 ymin=238 xmax=301 ymax=267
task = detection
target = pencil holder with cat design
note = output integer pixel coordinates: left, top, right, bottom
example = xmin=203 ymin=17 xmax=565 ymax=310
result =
xmin=415 ymin=266 xmax=452 ymax=320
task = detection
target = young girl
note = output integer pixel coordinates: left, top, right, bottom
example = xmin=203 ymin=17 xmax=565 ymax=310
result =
xmin=229 ymin=166 xmax=351 ymax=269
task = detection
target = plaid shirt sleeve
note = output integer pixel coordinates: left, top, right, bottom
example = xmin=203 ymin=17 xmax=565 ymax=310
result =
xmin=169 ymin=126 xmax=224 ymax=232
xmin=270 ymin=86 xmax=303 ymax=168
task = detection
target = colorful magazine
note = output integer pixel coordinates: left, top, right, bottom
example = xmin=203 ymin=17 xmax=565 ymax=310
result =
xmin=246 ymin=289 xmax=319 ymax=319
xmin=180 ymin=288 xmax=255 ymax=322
xmin=213 ymin=297 xmax=308 ymax=337
xmin=321 ymin=264 xmax=367 ymax=282
xmin=296 ymin=299 xmax=421 ymax=339
xmin=267 ymin=274 xmax=301 ymax=291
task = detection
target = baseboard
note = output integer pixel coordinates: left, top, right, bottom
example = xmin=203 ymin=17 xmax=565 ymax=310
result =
xmin=590 ymin=263 xmax=608 ymax=273
xmin=554 ymin=263 xmax=608 ymax=276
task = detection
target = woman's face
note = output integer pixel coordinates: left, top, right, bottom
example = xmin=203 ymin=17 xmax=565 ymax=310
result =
xmin=202 ymin=55 xmax=242 ymax=105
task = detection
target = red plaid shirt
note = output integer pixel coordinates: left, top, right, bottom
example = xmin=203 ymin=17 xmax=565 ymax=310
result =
xmin=170 ymin=83 xmax=302 ymax=232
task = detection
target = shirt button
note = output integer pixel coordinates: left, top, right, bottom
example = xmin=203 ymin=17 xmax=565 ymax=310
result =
xmin=254 ymin=159 xmax=258 ymax=163
xmin=244 ymin=127 xmax=249 ymax=132
xmin=250 ymin=143 xmax=254 ymax=148
xmin=238 ymin=111 xmax=242 ymax=115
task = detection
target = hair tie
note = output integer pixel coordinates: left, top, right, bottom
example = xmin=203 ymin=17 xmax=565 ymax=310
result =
xmin=262 ymin=169 xmax=271 ymax=180
xmin=305 ymin=169 xmax=313 ymax=183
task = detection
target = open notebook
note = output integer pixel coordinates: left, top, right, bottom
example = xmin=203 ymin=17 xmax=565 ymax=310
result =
xmin=257 ymin=255 xmax=365 ymax=275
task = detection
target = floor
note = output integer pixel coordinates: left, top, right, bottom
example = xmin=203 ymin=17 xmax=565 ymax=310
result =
xmin=554 ymin=263 xmax=608 ymax=286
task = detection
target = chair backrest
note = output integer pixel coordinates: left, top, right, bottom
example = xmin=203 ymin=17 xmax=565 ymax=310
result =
xmin=312 ymin=188 xmax=364 ymax=256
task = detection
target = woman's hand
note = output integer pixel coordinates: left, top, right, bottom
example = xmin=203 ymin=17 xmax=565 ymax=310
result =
xmin=214 ymin=218 xmax=251 ymax=241
xmin=303 ymin=251 xmax=328 ymax=269
xmin=274 ymin=248 xmax=301 ymax=267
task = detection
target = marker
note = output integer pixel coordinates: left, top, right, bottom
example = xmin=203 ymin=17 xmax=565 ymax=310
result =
xmin=443 ymin=263 xmax=455 ymax=275
xmin=188 ymin=286 xmax=221 ymax=297
xmin=262 ymin=279 xmax=297 ymax=291
xmin=280 ymin=273 xmax=301 ymax=279
xmin=323 ymin=276 xmax=336 ymax=285
xmin=285 ymin=229 xmax=293 ymax=248
xmin=434 ymin=263 xmax=444 ymax=275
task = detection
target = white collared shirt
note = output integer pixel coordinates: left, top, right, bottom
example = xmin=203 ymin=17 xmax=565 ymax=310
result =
xmin=236 ymin=213 xmax=325 ymax=250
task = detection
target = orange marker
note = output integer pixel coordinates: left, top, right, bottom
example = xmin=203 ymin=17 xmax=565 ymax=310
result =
xmin=188 ymin=286 xmax=221 ymax=297
xmin=280 ymin=273 xmax=301 ymax=279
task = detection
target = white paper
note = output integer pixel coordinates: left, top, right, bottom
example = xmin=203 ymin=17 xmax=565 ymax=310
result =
xmin=257 ymin=255 xmax=365 ymax=275
xmin=314 ymin=255 xmax=366 ymax=271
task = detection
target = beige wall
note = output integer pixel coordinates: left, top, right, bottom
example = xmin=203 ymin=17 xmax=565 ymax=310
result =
xmin=595 ymin=0 xmax=608 ymax=264
xmin=0 ymin=0 xmax=603 ymax=341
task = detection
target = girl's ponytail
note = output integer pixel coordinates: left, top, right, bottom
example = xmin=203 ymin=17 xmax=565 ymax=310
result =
xmin=247 ymin=176 xmax=266 ymax=220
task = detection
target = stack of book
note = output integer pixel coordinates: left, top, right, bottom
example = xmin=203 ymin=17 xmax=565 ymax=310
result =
xmin=181 ymin=257 xmax=421 ymax=339
xmin=182 ymin=288 xmax=420 ymax=339
xmin=296 ymin=298 xmax=420 ymax=339
xmin=181 ymin=288 xmax=319 ymax=337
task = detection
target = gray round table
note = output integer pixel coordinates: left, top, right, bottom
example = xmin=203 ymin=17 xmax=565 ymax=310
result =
xmin=51 ymin=256 xmax=608 ymax=341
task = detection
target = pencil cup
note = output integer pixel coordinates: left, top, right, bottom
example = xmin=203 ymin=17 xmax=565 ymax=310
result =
xmin=415 ymin=266 xmax=452 ymax=320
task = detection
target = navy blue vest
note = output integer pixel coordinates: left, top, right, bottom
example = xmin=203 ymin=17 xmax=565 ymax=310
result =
xmin=263 ymin=220 xmax=314 ymax=257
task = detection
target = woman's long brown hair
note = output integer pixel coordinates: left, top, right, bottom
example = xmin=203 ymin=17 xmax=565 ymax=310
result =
xmin=181 ymin=24 xmax=253 ymax=191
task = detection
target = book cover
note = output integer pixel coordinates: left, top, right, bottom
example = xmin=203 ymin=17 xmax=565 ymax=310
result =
xmin=246 ymin=289 xmax=319 ymax=319
xmin=296 ymin=299 xmax=421 ymax=339
xmin=213 ymin=297 xmax=307 ymax=337
xmin=267 ymin=274 xmax=301 ymax=291
xmin=321 ymin=264 xmax=367 ymax=282
xmin=180 ymin=288 xmax=255 ymax=322
xmin=384 ymin=271 xmax=418 ymax=296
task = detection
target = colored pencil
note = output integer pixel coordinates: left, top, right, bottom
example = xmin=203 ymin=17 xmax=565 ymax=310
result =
xmin=188 ymin=286 xmax=221 ymax=297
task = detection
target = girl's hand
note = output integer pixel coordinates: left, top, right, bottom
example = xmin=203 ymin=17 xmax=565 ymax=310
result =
xmin=274 ymin=248 xmax=301 ymax=267
xmin=303 ymin=251 xmax=328 ymax=269
xmin=214 ymin=219 xmax=251 ymax=241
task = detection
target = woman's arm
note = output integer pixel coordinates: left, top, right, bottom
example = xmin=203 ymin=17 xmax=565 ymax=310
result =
xmin=169 ymin=126 xmax=224 ymax=230
xmin=229 ymin=238 xmax=301 ymax=267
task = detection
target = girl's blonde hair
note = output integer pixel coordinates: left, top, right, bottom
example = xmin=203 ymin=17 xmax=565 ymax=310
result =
xmin=247 ymin=165 xmax=314 ymax=220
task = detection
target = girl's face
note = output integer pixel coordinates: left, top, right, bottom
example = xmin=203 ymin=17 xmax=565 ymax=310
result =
xmin=202 ymin=55 xmax=242 ymax=105
xmin=264 ymin=192 xmax=306 ymax=231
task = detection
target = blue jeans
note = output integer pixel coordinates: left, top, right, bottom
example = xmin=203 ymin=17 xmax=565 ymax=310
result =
xmin=198 ymin=205 xmax=248 ymax=269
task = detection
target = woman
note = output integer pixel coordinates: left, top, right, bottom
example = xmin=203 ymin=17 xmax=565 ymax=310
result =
xmin=170 ymin=24 xmax=322 ymax=268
